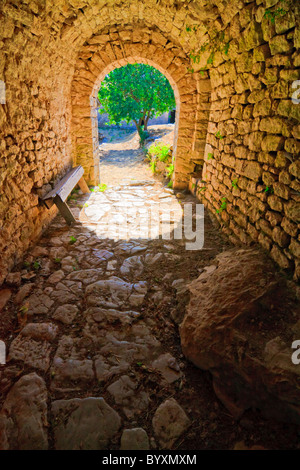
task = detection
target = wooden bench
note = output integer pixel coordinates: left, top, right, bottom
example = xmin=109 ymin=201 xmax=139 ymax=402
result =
xmin=42 ymin=166 xmax=90 ymax=225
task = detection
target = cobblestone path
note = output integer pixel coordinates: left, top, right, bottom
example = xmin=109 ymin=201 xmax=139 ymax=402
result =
xmin=1 ymin=145 xmax=296 ymax=450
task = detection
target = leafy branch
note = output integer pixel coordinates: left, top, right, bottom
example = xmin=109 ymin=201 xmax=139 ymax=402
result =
xmin=187 ymin=29 xmax=230 ymax=70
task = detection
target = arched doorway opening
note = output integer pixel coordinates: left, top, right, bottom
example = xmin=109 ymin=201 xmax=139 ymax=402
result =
xmin=92 ymin=60 xmax=180 ymax=187
xmin=70 ymin=30 xmax=211 ymax=190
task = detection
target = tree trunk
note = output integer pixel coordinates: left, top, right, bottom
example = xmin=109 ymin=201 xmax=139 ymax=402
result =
xmin=133 ymin=119 xmax=141 ymax=136
xmin=144 ymin=107 xmax=152 ymax=130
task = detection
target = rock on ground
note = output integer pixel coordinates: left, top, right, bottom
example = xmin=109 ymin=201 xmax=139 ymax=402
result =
xmin=52 ymin=397 xmax=121 ymax=450
xmin=0 ymin=373 xmax=48 ymax=450
xmin=180 ymin=248 xmax=300 ymax=424
xmin=120 ymin=428 xmax=150 ymax=450
xmin=152 ymin=398 xmax=190 ymax=449
xmin=8 ymin=323 xmax=58 ymax=371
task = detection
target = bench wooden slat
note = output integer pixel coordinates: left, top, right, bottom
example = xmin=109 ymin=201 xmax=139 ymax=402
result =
xmin=42 ymin=166 xmax=84 ymax=203
xmin=53 ymin=195 xmax=76 ymax=226
xmin=41 ymin=165 xmax=90 ymax=226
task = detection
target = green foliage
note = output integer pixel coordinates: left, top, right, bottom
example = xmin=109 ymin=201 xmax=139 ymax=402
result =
xmin=97 ymin=183 xmax=107 ymax=192
xmin=166 ymin=164 xmax=174 ymax=178
xmin=91 ymin=184 xmax=107 ymax=193
xmin=231 ymin=178 xmax=238 ymax=189
xmin=148 ymin=142 xmax=171 ymax=163
xmin=207 ymin=153 xmax=214 ymax=160
xmin=187 ymin=66 xmax=195 ymax=73
xmin=150 ymin=160 xmax=156 ymax=173
xmin=264 ymin=7 xmax=287 ymax=23
xmin=98 ymin=63 xmax=176 ymax=133
xmin=264 ymin=186 xmax=274 ymax=194
xmin=197 ymin=186 xmax=206 ymax=193
xmin=223 ymin=42 xmax=230 ymax=56
xmin=188 ymin=30 xmax=229 ymax=69
xmin=69 ymin=236 xmax=77 ymax=245
xmin=32 ymin=260 xmax=41 ymax=271
xmin=207 ymin=52 xmax=214 ymax=65
xmin=216 ymin=197 xmax=227 ymax=214
xmin=19 ymin=305 xmax=28 ymax=315
xmin=167 ymin=180 xmax=173 ymax=188
xmin=185 ymin=25 xmax=199 ymax=33
xmin=215 ymin=131 xmax=224 ymax=140
xmin=54 ymin=258 xmax=61 ymax=264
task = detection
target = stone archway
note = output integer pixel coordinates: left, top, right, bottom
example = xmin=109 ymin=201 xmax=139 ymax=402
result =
xmin=89 ymin=57 xmax=181 ymax=186
xmin=70 ymin=27 xmax=211 ymax=189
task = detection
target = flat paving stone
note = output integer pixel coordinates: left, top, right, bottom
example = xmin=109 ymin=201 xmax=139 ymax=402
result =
xmin=107 ymin=375 xmax=150 ymax=419
xmin=86 ymin=276 xmax=147 ymax=309
xmin=8 ymin=323 xmax=58 ymax=371
xmin=52 ymin=397 xmax=121 ymax=450
xmin=152 ymin=398 xmax=191 ymax=449
xmin=27 ymin=290 xmax=54 ymax=315
xmin=50 ymin=336 xmax=94 ymax=392
xmin=120 ymin=428 xmax=150 ymax=450
xmin=52 ymin=304 xmax=79 ymax=324
xmin=151 ymin=353 xmax=182 ymax=384
xmin=120 ymin=255 xmax=144 ymax=277
xmin=0 ymin=373 xmax=48 ymax=450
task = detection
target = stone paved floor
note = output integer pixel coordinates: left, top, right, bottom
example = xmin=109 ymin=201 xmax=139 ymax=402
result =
xmin=1 ymin=139 xmax=298 ymax=450
xmin=0 ymin=174 xmax=234 ymax=450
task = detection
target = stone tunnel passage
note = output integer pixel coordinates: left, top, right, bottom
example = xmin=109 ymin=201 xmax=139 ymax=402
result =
xmin=1 ymin=0 xmax=299 ymax=285
xmin=0 ymin=0 xmax=300 ymax=451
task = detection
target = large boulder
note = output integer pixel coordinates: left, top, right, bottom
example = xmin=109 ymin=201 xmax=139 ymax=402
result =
xmin=180 ymin=248 xmax=300 ymax=424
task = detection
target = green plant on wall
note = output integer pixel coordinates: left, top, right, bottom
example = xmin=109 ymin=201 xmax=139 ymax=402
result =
xmin=186 ymin=28 xmax=230 ymax=70
xmin=231 ymin=178 xmax=238 ymax=189
xmin=264 ymin=185 xmax=274 ymax=194
xmin=215 ymin=131 xmax=224 ymax=140
xmin=166 ymin=164 xmax=174 ymax=178
xmin=207 ymin=153 xmax=214 ymax=160
xmin=264 ymin=7 xmax=287 ymax=23
xmin=197 ymin=186 xmax=206 ymax=193
xmin=216 ymin=197 xmax=227 ymax=214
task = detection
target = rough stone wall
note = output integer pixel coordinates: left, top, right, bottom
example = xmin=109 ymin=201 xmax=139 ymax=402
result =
xmin=189 ymin=0 xmax=300 ymax=281
xmin=0 ymin=2 xmax=76 ymax=284
xmin=0 ymin=0 xmax=299 ymax=283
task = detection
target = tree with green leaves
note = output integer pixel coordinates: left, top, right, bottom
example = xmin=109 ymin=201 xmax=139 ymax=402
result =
xmin=98 ymin=63 xmax=176 ymax=137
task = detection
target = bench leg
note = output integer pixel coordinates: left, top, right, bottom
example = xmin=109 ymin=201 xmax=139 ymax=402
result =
xmin=53 ymin=195 xmax=76 ymax=226
xmin=78 ymin=176 xmax=90 ymax=194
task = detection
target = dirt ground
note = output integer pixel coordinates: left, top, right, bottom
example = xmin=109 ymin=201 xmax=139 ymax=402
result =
xmin=98 ymin=124 xmax=174 ymax=186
